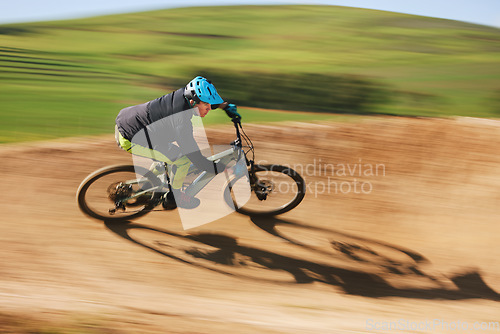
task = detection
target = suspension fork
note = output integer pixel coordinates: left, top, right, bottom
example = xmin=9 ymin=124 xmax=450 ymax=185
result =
xmin=247 ymin=160 xmax=259 ymax=188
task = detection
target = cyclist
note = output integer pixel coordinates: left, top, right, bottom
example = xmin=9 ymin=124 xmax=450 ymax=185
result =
xmin=115 ymin=76 xmax=241 ymax=209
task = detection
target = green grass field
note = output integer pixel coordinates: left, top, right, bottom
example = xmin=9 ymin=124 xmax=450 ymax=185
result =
xmin=0 ymin=5 xmax=499 ymax=143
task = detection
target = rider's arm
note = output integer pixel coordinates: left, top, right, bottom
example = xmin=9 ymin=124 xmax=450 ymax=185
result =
xmin=185 ymin=150 xmax=225 ymax=174
xmin=176 ymin=117 xmax=225 ymax=174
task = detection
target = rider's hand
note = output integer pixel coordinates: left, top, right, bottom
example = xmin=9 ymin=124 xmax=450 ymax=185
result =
xmin=223 ymin=103 xmax=241 ymax=123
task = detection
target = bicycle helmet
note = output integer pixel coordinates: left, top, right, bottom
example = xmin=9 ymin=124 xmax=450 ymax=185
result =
xmin=184 ymin=76 xmax=224 ymax=105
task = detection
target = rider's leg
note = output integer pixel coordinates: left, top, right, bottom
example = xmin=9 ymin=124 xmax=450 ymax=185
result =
xmin=115 ymin=126 xmax=175 ymax=164
xmin=169 ymin=156 xmax=201 ymax=209
xmin=170 ymin=156 xmax=191 ymax=190
xmin=115 ymin=129 xmax=199 ymax=208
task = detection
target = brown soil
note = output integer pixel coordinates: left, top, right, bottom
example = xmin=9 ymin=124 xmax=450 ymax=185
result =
xmin=1 ymin=116 xmax=499 ymax=333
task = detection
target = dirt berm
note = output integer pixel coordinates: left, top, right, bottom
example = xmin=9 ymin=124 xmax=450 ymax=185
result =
xmin=1 ymin=116 xmax=499 ymax=333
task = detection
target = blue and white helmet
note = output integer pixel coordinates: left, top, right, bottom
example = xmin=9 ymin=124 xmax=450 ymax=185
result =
xmin=184 ymin=76 xmax=224 ymax=105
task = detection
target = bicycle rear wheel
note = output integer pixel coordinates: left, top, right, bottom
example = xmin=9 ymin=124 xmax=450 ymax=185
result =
xmin=77 ymin=165 xmax=162 ymax=222
xmin=226 ymin=164 xmax=306 ymax=216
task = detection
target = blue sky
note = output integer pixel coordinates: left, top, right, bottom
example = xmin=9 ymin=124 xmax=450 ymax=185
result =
xmin=1 ymin=0 xmax=499 ymax=28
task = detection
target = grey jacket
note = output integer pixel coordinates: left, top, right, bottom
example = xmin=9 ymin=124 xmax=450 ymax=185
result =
xmin=115 ymin=88 xmax=218 ymax=173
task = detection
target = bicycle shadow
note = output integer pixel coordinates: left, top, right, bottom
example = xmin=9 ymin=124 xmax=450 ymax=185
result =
xmin=104 ymin=218 xmax=500 ymax=301
xmin=249 ymin=216 xmax=428 ymax=273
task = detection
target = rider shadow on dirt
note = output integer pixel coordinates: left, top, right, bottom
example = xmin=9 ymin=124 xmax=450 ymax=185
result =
xmin=104 ymin=217 xmax=499 ymax=301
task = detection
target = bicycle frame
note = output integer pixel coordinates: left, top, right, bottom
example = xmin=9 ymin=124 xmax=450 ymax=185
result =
xmin=142 ymin=120 xmax=254 ymax=200
xmin=181 ymin=145 xmax=241 ymax=197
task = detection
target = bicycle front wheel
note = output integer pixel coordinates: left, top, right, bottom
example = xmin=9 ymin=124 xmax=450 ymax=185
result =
xmin=228 ymin=164 xmax=306 ymax=216
xmin=77 ymin=165 xmax=162 ymax=222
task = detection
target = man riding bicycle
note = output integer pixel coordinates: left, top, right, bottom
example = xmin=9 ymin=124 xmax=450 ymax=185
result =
xmin=114 ymin=76 xmax=241 ymax=209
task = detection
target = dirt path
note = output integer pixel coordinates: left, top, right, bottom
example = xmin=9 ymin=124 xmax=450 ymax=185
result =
xmin=1 ymin=117 xmax=499 ymax=333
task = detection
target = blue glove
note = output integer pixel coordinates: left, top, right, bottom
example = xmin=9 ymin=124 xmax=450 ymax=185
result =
xmin=224 ymin=103 xmax=241 ymax=122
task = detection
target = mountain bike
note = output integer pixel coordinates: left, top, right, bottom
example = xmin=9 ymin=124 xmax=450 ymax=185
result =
xmin=77 ymin=118 xmax=306 ymax=223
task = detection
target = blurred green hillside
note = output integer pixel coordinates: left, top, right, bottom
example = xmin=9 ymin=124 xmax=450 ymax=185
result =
xmin=0 ymin=5 xmax=499 ymax=143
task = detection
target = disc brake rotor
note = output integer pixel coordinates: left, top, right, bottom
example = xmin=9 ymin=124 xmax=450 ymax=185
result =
xmin=255 ymin=180 xmax=274 ymax=200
